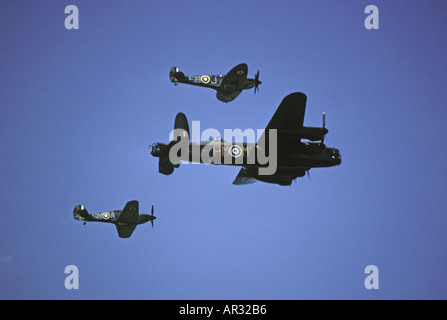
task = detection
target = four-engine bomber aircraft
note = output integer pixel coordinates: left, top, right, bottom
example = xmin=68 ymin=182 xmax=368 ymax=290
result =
xmin=151 ymin=92 xmax=341 ymax=186
xmin=169 ymin=63 xmax=261 ymax=102
xmin=73 ymin=200 xmax=155 ymax=238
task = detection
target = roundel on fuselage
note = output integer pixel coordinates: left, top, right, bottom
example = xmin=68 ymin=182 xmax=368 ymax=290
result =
xmin=201 ymin=75 xmax=210 ymax=84
xmin=230 ymin=145 xmax=243 ymax=157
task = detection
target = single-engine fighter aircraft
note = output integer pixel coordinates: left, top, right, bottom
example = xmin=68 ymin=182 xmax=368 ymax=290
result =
xmin=150 ymin=92 xmax=341 ymax=186
xmin=73 ymin=200 xmax=155 ymax=238
xmin=169 ymin=63 xmax=261 ymax=102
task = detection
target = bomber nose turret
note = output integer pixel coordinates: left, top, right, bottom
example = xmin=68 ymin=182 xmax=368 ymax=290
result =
xmin=334 ymin=149 xmax=341 ymax=165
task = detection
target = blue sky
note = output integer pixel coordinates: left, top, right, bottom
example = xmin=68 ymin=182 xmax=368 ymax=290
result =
xmin=1 ymin=0 xmax=447 ymax=299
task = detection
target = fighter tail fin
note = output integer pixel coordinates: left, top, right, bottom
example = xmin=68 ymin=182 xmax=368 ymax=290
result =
xmin=169 ymin=67 xmax=186 ymax=83
xmin=73 ymin=204 xmax=92 ymax=221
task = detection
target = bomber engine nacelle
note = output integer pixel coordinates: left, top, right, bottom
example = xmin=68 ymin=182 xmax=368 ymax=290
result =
xmin=281 ymin=126 xmax=328 ymax=142
xmin=281 ymin=112 xmax=328 ymax=142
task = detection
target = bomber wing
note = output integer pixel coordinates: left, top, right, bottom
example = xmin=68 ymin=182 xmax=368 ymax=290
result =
xmin=232 ymin=93 xmax=308 ymax=185
xmin=216 ymin=63 xmax=248 ymax=102
xmin=257 ymin=92 xmax=307 ymax=148
xmin=232 ymin=167 xmax=258 ymax=185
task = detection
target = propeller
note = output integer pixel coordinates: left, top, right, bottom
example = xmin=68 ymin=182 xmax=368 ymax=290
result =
xmin=321 ymin=112 xmax=327 ymax=144
xmin=320 ymin=113 xmax=328 ymax=164
xmin=254 ymin=70 xmax=261 ymax=94
xmin=150 ymin=203 xmax=155 ymax=228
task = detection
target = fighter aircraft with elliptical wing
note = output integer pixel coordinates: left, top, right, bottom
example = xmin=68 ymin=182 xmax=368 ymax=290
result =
xmin=150 ymin=92 xmax=341 ymax=186
xmin=169 ymin=63 xmax=261 ymax=103
xmin=73 ymin=200 xmax=156 ymax=238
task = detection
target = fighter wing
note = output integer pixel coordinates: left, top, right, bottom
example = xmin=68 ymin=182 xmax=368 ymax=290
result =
xmin=117 ymin=200 xmax=139 ymax=224
xmin=258 ymin=92 xmax=307 ymax=147
xmin=115 ymin=224 xmax=137 ymax=238
xmin=217 ymin=63 xmax=248 ymax=102
xmin=232 ymin=167 xmax=258 ymax=185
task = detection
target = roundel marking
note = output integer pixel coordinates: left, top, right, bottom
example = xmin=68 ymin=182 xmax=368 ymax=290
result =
xmin=201 ymin=75 xmax=211 ymax=84
xmin=236 ymin=69 xmax=246 ymax=75
xmin=102 ymin=212 xmax=111 ymax=220
xmin=230 ymin=145 xmax=243 ymax=158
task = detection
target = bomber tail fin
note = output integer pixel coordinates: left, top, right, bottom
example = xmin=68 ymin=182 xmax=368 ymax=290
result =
xmin=167 ymin=112 xmax=190 ymax=172
xmin=174 ymin=112 xmax=190 ymax=141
